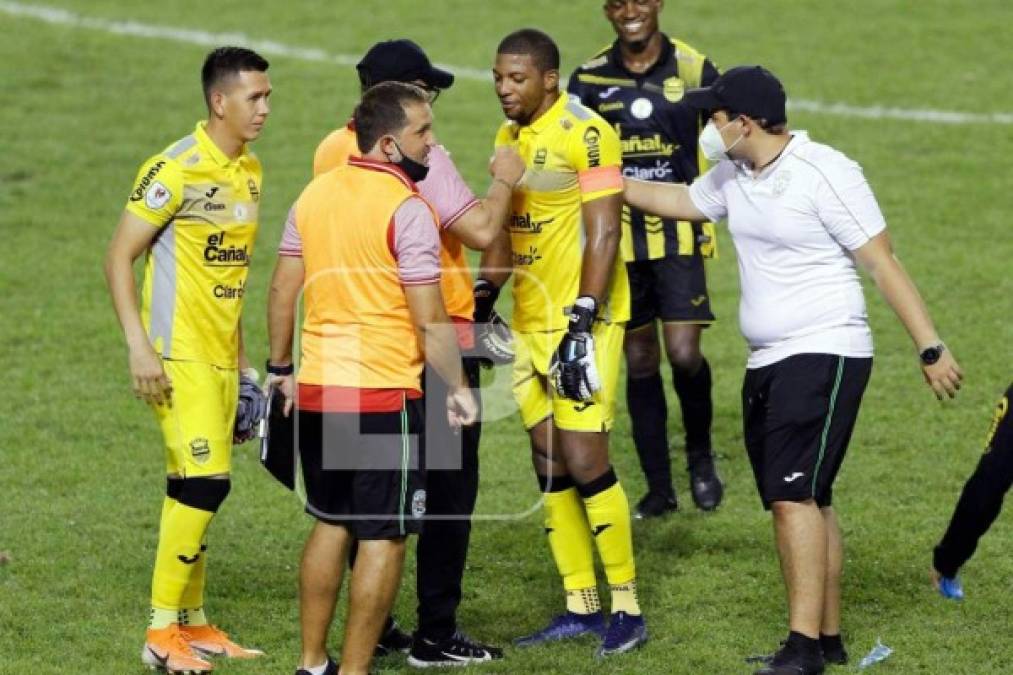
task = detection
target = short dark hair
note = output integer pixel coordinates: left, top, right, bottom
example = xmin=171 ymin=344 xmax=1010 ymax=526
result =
xmin=201 ymin=47 xmax=270 ymax=107
xmin=497 ymin=29 xmax=560 ymax=72
xmin=353 ymin=82 xmax=430 ymax=153
xmin=722 ymin=109 xmax=788 ymax=134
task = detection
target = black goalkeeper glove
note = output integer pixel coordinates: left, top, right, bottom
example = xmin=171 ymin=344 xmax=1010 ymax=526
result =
xmin=550 ymin=296 xmax=601 ymax=401
xmin=234 ymin=369 xmax=267 ymax=444
xmin=472 ymin=278 xmax=514 ymax=367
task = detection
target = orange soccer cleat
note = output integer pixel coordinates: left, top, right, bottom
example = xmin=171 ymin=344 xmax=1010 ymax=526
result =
xmin=182 ymin=624 xmax=265 ymax=660
xmin=142 ymin=624 xmax=214 ymax=674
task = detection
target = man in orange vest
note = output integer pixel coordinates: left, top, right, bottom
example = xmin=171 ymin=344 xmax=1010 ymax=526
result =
xmin=312 ymin=39 xmax=524 ymax=666
xmin=267 ymin=82 xmax=477 ymax=675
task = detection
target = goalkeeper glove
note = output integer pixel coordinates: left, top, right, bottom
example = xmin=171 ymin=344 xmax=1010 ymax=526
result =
xmin=234 ymin=368 xmax=267 ymax=444
xmin=550 ymin=296 xmax=601 ymax=402
xmin=472 ymin=279 xmax=514 ymax=366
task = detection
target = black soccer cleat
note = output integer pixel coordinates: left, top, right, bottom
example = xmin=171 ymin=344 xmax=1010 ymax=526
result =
xmin=634 ymin=491 xmax=678 ymax=519
xmin=374 ymin=618 xmax=413 ymax=657
xmin=688 ymin=451 xmax=724 ymax=511
xmin=407 ymin=631 xmax=503 ymax=667
xmin=752 ymin=640 xmax=825 ymax=675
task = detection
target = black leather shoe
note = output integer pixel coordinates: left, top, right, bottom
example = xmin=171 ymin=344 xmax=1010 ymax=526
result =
xmin=688 ymin=451 xmax=723 ymax=511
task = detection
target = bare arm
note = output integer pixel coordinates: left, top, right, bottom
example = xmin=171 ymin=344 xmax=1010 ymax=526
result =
xmin=267 ymin=255 xmax=304 ymax=367
xmin=578 ymin=193 xmax=624 ymax=303
xmin=446 ymin=146 xmax=525 ymax=251
xmin=623 ymin=178 xmax=709 ymax=223
xmin=854 ymin=231 xmax=963 ymax=399
xmin=104 ymin=211 xmax=171 ymax=405
xmin=476 ymin=226 xmax=514 ymax=289
xmin=266 ymin=255 xmax=304 ymax=414
xmin=404 ymin=283 xmax=477 ymax=426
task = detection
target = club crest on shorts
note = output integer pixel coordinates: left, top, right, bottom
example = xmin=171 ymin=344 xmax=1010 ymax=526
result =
xmin=189 ymin=437 xmax=211 ymax=464
xmin=411 ymin=489 xmax=427 ymax=519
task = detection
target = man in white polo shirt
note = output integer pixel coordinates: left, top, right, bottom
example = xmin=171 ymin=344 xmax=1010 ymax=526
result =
xmin=624 ymin=65 xmax=963 ymax=675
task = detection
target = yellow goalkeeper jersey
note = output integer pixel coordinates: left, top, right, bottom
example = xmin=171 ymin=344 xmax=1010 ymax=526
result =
xmin=495 ymin=94 xmax=630 ymax=332
xmin=125 ymin=121 xmax=262 ymax=368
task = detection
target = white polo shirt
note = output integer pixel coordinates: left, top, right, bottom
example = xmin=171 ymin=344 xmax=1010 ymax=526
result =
xmin=689 ymin=131 xmax=887 ymax=369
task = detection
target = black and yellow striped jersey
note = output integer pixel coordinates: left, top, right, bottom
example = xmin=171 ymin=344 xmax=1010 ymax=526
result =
xmin=568 ymin=35 xmax=719 ymax=262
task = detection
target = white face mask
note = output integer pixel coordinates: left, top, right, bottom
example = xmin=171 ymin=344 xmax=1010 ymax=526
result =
xmin=699 ymin=118 xmax=744 ymax=162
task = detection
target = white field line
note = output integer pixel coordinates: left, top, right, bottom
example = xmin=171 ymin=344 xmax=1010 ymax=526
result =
xmin=4 ymin=0 xmax=1012 ymax=126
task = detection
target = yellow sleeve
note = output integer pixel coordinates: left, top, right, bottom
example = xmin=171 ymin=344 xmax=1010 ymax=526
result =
xmin=124 ymin=154 xmax=184 ymax=227
xmin=568 ymin=119 xmax=623 ymax=203
xmin=494 ymin=121 xmax=518 ymax=149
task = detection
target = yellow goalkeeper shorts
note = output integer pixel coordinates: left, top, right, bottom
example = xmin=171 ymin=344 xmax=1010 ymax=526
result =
xmin=151 ymin=359 xmax=238 ymax=477
xmin=512 ymin=321 xmax=625 ymax=433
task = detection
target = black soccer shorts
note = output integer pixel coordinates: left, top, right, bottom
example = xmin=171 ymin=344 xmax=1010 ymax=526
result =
xmin=297 ymin=400 xmax=426 ymax=539
xmin=626 ymin=253 xmax=715 ymax=330
xmin=742 ymin=353 xmax=872 ymax=510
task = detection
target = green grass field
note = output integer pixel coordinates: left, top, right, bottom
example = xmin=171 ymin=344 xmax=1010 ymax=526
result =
xmin=1 ymin=1 xmax=1011 ymax=673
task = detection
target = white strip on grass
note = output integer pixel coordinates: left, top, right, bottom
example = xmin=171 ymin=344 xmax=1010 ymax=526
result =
xmin=4 ymin=0 xmax=1012 ymax=126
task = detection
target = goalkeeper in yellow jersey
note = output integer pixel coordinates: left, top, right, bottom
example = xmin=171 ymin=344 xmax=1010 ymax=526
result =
xmin=478 ymin=29 xmax=646 ymax=658
xmin=104 ymin=47 xmax=271 ymax=674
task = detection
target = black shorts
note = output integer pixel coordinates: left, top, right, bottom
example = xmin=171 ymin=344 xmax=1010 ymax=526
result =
xmin=627 ymin=253 xmax=715 ymax=330
xmin=297 ymin=400 xmax=426 ymax=539
xmin=742 ymin=353 xmax=872 ymax=510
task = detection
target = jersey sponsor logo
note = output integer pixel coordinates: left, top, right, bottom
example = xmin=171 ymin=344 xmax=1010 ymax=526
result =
xmin=203 ymin=201 xmax=226 ymax=212
xmin=512 ymin=246 xmax=542 ymax=266
xmin=214 ymin=280 xmax=246 ymax=299
xmin=599 ymin=101 xmax=624 ymax=113
xmin=598 ymin=86 xmax=621 ymax=99
xmin=411 ymin=489 xmax=427 ymax=518
xmin=204 ymin=231 xmax=250 ymax=267
xmin=662 ymin=77 xmax=685 ymax=102
xmin=144 ymin=181 xmax=172 ymax=210
xmin=247 ymin=178 xmax=260 ymax=202
xmin=583 ymin=126 xmax=602 ymax=168
xmin=130 ymin=160 xmax=166 ymax=202
xmin=630 ymin=97 xmax=654 ymax=120
xmin=622 ymin=160 xmax=673 ymax=181
xmin=621 ymin=133 xmax=676 ymax=157
xmin=510 ymin=212 xmax=553 ymax=234
xmin=189 ymin=437 xmax=210 ymax=464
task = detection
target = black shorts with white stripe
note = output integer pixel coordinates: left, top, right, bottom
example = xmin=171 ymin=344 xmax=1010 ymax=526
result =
xmin=741 ymin=353 xmax=872 ymax=510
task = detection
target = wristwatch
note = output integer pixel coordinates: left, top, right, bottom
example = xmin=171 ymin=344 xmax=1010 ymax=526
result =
xmin=919 ymin=343 xmax=945 ymax=366
xmin=265 ymin=360 xmax=295 ymax=376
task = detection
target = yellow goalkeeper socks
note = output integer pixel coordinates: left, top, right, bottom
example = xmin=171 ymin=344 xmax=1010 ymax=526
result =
xmin=541 ymin=478 xmax=597 ymax=603
xmin=179 ymin=535 xmax=209 ymax=626
xmin=609 ymin=579 xmax=641 ymax=616
xmin=565 ymin=586 xmax=602 ymax=615
xmin=150 ymin=502 xmax=214 ymax=616
xmin=578 ymin=468 xmax=640 ymax=615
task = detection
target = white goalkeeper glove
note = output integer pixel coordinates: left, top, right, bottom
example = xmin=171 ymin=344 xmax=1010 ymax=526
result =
xmin=550 ymin=296 xmax=601 ymax=402
xmin=472 ymin=279 xmax=515 ymax=366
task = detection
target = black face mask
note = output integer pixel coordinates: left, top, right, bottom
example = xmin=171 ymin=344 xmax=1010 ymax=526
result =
xmin=390 ymin=140 xmax=429 ymax=183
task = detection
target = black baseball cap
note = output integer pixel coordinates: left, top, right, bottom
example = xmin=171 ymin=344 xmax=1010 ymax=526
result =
xmin=683 ymin=65 xmax=787 ymax=126
xmin=356 ymin=39 xmax=455 ymax=90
